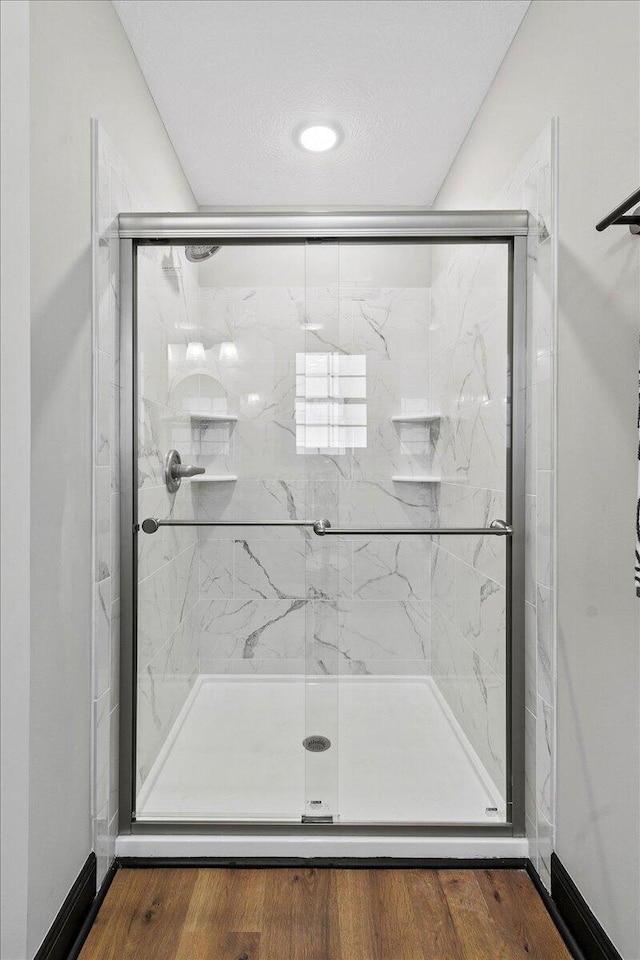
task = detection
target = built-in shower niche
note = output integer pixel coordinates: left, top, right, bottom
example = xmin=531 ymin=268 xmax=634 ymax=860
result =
xmin=134 ymin=237 xmax=510 ymax=825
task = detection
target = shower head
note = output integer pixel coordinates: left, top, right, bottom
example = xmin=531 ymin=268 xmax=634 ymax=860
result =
xmin=185 ymin=244 xmax=220 ymax=263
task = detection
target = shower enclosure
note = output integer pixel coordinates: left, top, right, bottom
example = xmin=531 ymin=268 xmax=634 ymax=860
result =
xmin=118 ymin=211 xmax=527 ymax=838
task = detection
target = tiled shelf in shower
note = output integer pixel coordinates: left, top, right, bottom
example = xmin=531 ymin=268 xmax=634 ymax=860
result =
xmin=390 ymin=413 xmax=441 ymax=423
xmin=391 ymin=475 xmax=441 ymax=483
xmin=188 ymin=412 xmax=238 ymax=422
xmin=189 ymin=474 xmax=238 ymax=482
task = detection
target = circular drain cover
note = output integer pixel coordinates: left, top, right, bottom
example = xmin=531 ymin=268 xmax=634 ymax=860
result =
xmin=303 ymin=735 xmax=331 ymax=753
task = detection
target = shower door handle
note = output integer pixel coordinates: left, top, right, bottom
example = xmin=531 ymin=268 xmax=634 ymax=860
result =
xmin=139 ymin=517 xmax=512 ymax=536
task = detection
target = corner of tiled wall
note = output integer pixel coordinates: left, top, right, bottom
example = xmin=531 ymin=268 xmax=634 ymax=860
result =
xmin=91 ymin=119 xmax=142 ymax=884
xmin=499 ymin=119 xmax=558 ymax=889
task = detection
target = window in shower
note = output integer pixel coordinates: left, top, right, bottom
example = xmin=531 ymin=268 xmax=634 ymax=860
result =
xmin=126 ymin=230 xmax=518 ymax=828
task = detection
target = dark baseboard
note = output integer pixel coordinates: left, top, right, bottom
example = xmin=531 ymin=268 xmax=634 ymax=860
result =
xmin=526 ymin=859 xmax=586 ymax=960
xmin=33 ymin=854 xmax=97 ymax=960
xmin=117 ymin=855 xmax=528 ymax=870
xmin=551 ymin=854 xmax=623 ymax=960
xmin=67 ymin=859 xmax=119 ymax=960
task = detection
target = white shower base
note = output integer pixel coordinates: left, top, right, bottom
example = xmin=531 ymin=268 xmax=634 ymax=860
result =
xmin=136 ymin=674 xmax=505 ymax=825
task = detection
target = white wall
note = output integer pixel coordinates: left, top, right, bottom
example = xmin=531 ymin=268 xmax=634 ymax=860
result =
xmin=27 ymin=1 xmax=195 ymax=954
xmin=435 ymin=1 xmax=640 ymax=956
xmin=1 ymin=4 xmax=31 ymax=959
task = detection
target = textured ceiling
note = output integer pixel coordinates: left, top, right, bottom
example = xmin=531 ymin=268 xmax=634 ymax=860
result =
xmin=114 ymin=0 xmax=530 ymax=206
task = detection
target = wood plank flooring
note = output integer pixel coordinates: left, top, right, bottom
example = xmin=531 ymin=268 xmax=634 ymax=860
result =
xmin=79 ymin=867 xmax=572 ymax=960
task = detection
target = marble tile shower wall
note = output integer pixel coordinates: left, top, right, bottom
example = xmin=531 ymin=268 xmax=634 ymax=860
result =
xmin=428 ymin=242 xmax=509 ymax=797
xmin=193 ymin=283 xmax=435 ymax=677
xmin=501 ymin=123 xmax=558 ymax=889
xmin=92 ymin=123 xmax=201 ymax=877
xmin=429 ymin=123 xmax=557 ymax=886
xmin=92 ymin=122 xmax=136 ymax=882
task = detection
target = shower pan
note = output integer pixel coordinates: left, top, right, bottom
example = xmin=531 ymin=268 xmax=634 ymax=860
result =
xmin=117 ymin=211 xmax=528 ymax=856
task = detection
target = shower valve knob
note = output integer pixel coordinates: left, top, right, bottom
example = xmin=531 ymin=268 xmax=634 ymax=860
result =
xmin=164 ymin=449 xmax=204 ymax=493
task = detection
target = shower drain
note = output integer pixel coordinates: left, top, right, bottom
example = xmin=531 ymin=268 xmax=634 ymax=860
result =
xmin=303 ymin=735 xmax=331 ymax=752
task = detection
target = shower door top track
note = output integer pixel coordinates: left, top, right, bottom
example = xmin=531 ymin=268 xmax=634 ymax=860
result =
xmin=118 ymin=209 xmax=528 ymax=839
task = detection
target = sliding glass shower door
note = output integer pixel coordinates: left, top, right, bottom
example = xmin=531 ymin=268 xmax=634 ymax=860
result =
xmin=127 ymin=224 xmax=519 ymax=828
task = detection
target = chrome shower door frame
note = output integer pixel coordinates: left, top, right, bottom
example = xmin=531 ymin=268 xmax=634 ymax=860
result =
xmin=118 ymin=211 xmax=528 ymax=838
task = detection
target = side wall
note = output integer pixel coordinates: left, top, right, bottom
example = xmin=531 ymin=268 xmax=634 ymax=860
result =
xmin=434 ymin=1 xmax=640 ymax=956
xmin=1 ymin=3 xmax=31 ymax=958
xmin=28 ymin=1 xmax=195 ymax=953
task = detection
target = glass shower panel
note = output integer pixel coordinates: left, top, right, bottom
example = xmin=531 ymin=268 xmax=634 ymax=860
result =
xmin=329 ymin=241 xmax=510 ymax=824
xmin=135 ymin=242 xmax=317 ymax=820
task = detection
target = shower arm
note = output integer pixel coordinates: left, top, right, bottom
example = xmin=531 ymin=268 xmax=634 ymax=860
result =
xmin=139 ymin=517 xmax=512 ymax=537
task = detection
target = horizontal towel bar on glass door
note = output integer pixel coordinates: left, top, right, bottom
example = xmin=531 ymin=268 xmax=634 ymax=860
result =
xmin=139 ymin=517 xmax=512 ymax=537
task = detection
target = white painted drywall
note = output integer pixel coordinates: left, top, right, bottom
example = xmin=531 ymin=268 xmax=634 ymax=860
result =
xmin=1 ymin=3 xmax=31 ymax=959
xmin=434 ymin=2 xmax=640 ymax=956
xmin=27 ymin=1 xmax=195 ymax=954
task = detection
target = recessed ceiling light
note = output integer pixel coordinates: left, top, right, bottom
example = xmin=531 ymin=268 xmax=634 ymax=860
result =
xmin=298 ymin=124 xmax=339 ymax=152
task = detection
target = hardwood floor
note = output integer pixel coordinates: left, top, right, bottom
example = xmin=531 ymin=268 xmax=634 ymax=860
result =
xmin=79 ymin=867 xmax=572 ymax=960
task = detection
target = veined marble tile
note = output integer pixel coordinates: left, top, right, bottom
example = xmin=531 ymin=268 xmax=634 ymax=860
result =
xmin=433 ymin=483 xmax=507 ymax=586
xmin=196 ymin=479 xmax=308 ymax=535
xmin=137 ymin=483 xmax=197 ymax=582
xmin=110 ymin=598 xmax=120 ymax=712
xmin=536 ymin=696 xmax=553 ymax=823
xmin=200 ymin=286 xmax=259 ymax=302
xmin=234 ymin=538 xmax=306 ymax=599
xmin=95 ymin=466 xmax=111 ymax=583
xmin=367 ymin=360 xmax=430 ymax=422
xmin=431 ymin=544 xmax=456 ymax=621
xmin=455 ymin=561 xmax=506 ymax=675
xmin=524 ymin=384 xmax=536 ymax=495
xmin=525 ymin=706 xmax=537 ymax=826
xmin=301 ymin=299 xmax=353 ymax=355
xmin=536 ymin=584 xmax=554 ymax=707
xmin=198 ymin=538 xmax=233 ymax=599
xmin=525 ymin=600 xmax=537 ymax=716
xmin=524 ymin=494 xmax=537 ymax=605
xmin=136 ymin=609 xmax=199 ymax=790
xmin=93 ymin=691 xmax=111 ymax=818
xmin=198 ymin=360 xmax=296 ymax=421
xmin=198 ymin=598 xmax=307 ymax=661
xmin=352 ymin=420 xmax=434 ymax=482
xmin=96 ymin=350 xmax=111 ymax=466
xmin=199 ymin=657 xmax=309 ymax=676
xmin=536 ymin=811 xmax=553 ymax=891
xmin=431 ymin=607 xmax=506 ymax=797
xmin=108 ymin=705 xmax=119 ymax=824
xmin=138 ymin=559 xmax=179 ymax=669
xmin=326 ymin=479 xmax=435 ymax=528
xmin=110 ymin=382 xmax=120 ymax=492
xmin=352 ymin=298 xmax=429 ymax=361
xmin=536 ymin=469 xmax=553 ymax=588
xmin=304 ymin=536 xmax=352 ymax=601
xmin=137 ymin=301 xmax=171 ymax=406
xmin=353 ymin=536 xmax=430 ymax=600
xmin=200 ymin=298 xmax=234 ymax=343
xmin=235 ymin=420 xmax=312 ymax=480
xmin=110 ymin=493 xmax=120 ymax=603
xmin=450 ymin=400 xmax=507 ymax=492
xmin=234 ymin=299 xmax=305 ymax=361
xmin=535 ymin=357 xmax=553 ymax=472
xmin=337 ymin=600 xmax=431 ymax=662
xmin=94 ymin=578 xmax=111 ymax=701
xmin=137 ymin=398 xmax=194 ymax=489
